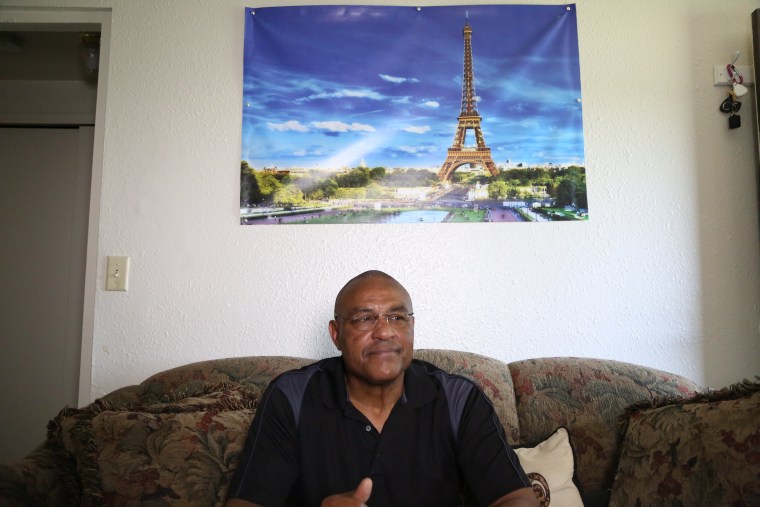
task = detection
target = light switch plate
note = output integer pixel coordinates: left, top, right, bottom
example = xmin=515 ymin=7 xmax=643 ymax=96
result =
xmin=106 ymin=256 xmax=129 ymax=291
xmin=714 ymin=65 xmax=754 ymax=85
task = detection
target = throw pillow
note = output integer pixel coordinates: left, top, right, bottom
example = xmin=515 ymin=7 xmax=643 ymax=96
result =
xmin=609 ymin=378 xmax=760 ymax=506
xmin=92 ymin=408 xmax=254 ymax=506
xmin=50 ymin=384 xmax=258 ymax=507
xmin=514 ymin=427 xmax=584 ymax=507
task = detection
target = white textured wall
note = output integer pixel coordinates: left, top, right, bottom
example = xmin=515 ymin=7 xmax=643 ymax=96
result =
xmin=4 ymin=0 xmax=759 ymax=398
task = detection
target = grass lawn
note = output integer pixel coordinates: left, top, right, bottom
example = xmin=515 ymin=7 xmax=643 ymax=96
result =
xmin=542 ymin=208 xmax=587 ymax=220
xmin=446 ymin=209 xmax=487 ymax=222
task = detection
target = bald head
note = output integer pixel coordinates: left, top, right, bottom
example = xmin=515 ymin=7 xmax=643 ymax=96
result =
xmin=334 ymin=270 xmax=412 ymax=317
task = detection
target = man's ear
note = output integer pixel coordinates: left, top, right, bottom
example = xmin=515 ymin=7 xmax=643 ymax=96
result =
xmin=328 ymin=320 xmax=341 ymax=350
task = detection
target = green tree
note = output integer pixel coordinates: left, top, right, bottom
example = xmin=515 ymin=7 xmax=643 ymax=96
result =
xmin=488 ymin=180 xmax=509 ymax=199
xmin=555 ymin=179 xmax=576 ymax=207
xmin=544 ymin=180 xmax=556 ymax=197
xmin=240 ymin=161 xmax=263 ymax=206
xmin=370 ymin=167 xmax=386 ymax=180
xmin=336 ymin=168 xmax=370 ymax=188
xmin=319 ymin=180 xmax=339 ymax=198
xmin=255 ymin=172 xmax=282 ymax=200
xmin=575 ymin=181 xmax=588 ymax=210
xmin=274 ymin=184 xmax=304 ymax=206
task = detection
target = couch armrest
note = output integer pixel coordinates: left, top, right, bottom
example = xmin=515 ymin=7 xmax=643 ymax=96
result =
xmin=0 ymin=440 xmax=80 ymax=506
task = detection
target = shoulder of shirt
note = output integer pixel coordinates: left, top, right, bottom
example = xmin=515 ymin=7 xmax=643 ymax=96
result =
xmin=411 ymin=358 xmax=480 ymax=390
xmin=409 ymin=359 xmax=491 ymax=440
xmin=268 ymin=357 xmax=335 ymax=393
xmin=409 ymin=359 xmax=486 ymax=409
xmin=257 ymin=358 xmax=338 ymax=427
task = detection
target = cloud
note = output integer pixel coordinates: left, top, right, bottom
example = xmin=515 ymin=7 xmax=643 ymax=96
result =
xmin=291 ymin=146 xmax=326 ymax=157
xmin=311 ymin=121 xmax=376 ymax=133
xmin=403 ymin=126 xmax=431 ymax=134
xmin=349 ymin=109 xmax=383 ymax=117
xmin=297 ymin=88 xmax=385 ymax=102
xmin=397 ymin=145 xmax=437 ymax=155
xmin=379 ymin=74 xmax=420 ymax=84
xmin=422 ymin=101 xmax=439 ymax=108
xmin=267 ymin=120 xmax=309 ymax=132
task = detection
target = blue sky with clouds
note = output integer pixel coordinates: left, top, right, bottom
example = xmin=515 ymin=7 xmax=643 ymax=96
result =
xmin=241 ymin=4 xmax=584 ymax=170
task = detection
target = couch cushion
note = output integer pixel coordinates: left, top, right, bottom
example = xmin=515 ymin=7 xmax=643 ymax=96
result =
xmin=50 ymin=384 xmax=259 ymax=506
xmin=609 ymin=378 xmax=760 ymax=506
xmin=138 ymin=356 xmax=312 ymax=405
xmin=514 ymin=427 xmax=584 ymax=507
xmin=509 ymin=357 xmax=701 ymax=492
xmin=415 ymin=349 xmax=520 ymax=444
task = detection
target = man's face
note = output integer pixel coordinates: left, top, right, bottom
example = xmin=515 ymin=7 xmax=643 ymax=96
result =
xmin=329 ymin=276 xmax=414 ymax=386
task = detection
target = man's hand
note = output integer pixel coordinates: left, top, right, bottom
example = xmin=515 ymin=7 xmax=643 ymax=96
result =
xmin=320 ymin=477 xmax=373 ymax=507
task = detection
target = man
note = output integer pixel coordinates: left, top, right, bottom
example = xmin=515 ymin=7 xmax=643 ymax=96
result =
xmin=226 ymin=271 xmax=537 ymax=507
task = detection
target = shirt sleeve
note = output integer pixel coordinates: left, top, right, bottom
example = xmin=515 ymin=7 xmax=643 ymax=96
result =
xmin=456 ymin=387 xmax=531 ymax=506
xmin=227 ymin=381 xmax=300 ymax=506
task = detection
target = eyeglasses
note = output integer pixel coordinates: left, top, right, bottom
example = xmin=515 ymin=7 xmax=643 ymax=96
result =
xmin=334 ymin=312 xmax=414 ymax=331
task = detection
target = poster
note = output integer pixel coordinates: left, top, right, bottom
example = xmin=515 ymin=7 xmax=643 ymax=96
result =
xmin=241 ymin=5 xmax=585 ymax=225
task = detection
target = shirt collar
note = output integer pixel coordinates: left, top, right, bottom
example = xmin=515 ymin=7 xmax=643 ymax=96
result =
xmin=319 ymin=357 xmax=437 ymax=410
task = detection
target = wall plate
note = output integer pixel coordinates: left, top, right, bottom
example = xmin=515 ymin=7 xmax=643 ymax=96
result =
xmin=714 ymin=65 xmax=754 ymax=85
xmin=106 ymin=256 xmax=129 ymax=291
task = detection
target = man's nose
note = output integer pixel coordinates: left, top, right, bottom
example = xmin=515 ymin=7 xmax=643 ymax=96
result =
xmin=372 ymin=316 xmax=395 ymax=338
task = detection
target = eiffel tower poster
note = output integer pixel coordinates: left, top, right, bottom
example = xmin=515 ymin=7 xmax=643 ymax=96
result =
xmin=438 ymin=16 xmax=498 ymax=182
xmin=241 ymin=5 xmax=585 ymax=225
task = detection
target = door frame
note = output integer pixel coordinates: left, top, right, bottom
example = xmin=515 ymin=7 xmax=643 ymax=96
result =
xmin=0 ymin=7 xmax=112 ymax=406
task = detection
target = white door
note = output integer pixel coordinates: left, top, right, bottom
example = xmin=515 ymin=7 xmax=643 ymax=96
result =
xmin=0 ymin=126 xmax=93 ymax=462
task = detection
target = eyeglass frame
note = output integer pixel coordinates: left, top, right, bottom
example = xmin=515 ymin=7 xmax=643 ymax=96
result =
xmin=333 ymin=312 xmax=415 ymax=331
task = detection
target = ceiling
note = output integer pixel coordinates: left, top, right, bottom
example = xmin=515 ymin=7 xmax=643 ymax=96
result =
xmin=0 ymin=30 xmax=99 ymax=82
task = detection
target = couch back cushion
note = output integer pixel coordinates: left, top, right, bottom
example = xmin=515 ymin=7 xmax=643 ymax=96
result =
xmin=136 ymin=351 xmax=521 ymax=444
xmin=610 ymin=378 xmax=760 ymax=506
xmin=137 ymin=356 xmax=313 ymax=405
xmin=51 ymin=384 xmax=259 ymax=506
xmin=509 ymin=357 xmax=702 ymax=493
xmin=415 ymin=349 xmax=520 ymax=444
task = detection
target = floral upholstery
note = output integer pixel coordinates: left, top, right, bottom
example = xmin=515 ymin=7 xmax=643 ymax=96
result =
xmin=50 ymin=383 xmax=259 ymax=506
xmin=137 ymin=356 xmax=312 ymax=404
xmin=610 ymin=378 xmax=760 ymax=506
xmin=0 ymin=440 xmax=80 ymax=507
xmin=0 ymin=350 xmax=709 ymax=506
xmin=509 ymin=357 xmax=701 ymax=493
xmin=415 ymin=349 xmax=521 ymax=444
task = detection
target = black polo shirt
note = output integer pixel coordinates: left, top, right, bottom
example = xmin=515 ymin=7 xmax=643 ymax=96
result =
xmin=228 ymin=357 xmax=529 ymax=507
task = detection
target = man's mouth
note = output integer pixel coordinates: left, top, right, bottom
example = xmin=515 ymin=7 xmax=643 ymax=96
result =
xmin=365 ymin=346 xmax=401 ymax=357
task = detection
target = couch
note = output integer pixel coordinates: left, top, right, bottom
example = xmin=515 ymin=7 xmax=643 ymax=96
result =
xmin=1 ymin=349 xmax=757 ymax=506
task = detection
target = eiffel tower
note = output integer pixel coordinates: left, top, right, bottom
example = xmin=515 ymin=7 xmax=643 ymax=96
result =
xmin=438 ymin=17 xmax=498 ymax=181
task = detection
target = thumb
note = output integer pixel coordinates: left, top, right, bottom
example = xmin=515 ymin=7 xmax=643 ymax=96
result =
xmin=353 ymin=477 xmax=372 ymax=503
